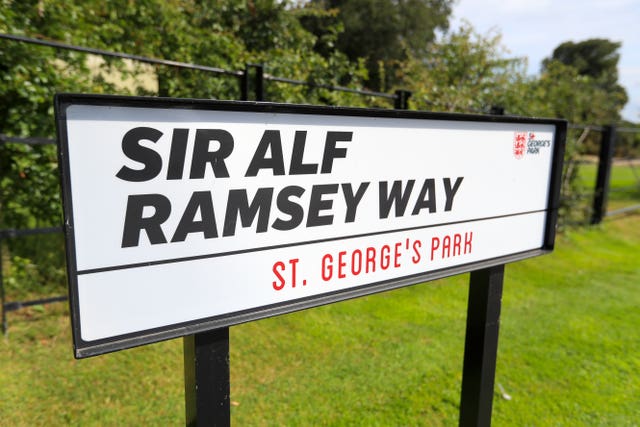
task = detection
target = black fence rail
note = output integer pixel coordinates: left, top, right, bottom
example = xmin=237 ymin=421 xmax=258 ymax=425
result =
xmin=0 ymin=134 xmax=56 ymax=146
xmin=0 ymin=33 xmax=401 ymax=104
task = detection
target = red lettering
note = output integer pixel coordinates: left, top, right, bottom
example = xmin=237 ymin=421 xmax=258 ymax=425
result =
xmin=464 ymin=232 xmax=473 ymax=253
xmin=381 ymin=245 xmax=390 ymax=270
xmin=338 ymin=251 xmax=347 ymax=279
xmin=366 ymin=247 xmax=376 ymax=273
xmin=272 ymin=261 xmax=286 ymax=290
xmin=412 ymin=240 xmax=422 ymax=264
xmin=289 ymin=258 xmax=299 ymax=287
xmin=442 ymin=235 xmax=451 ymax=258
xmin=453 ymin=233 xmax=462 ymax=256
xmin=321 ymin=254 xmax=333 ymax=281
xmin=431 ymin=237 xmax=440 ymax=261
xmin=319 ymin=240 xmax=409 ymax=283
xmin=394 ymin=242 xmax=402 ymax=268
xmin=351 ymin=249 xmax=362 ymax=275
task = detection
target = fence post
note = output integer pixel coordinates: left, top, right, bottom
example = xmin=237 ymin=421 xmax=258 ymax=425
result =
xmin=489 ymin=106 xmax=504 ymax=115
xmin=241 ymin=63 xmax=265 ymax=102
xmin=240 ymin=65 xmax=249 ymax=101
xmin=591 ymin=125 xmax=616 ymax=224
xmin=394 ymin=89 xmax=411 ymax=110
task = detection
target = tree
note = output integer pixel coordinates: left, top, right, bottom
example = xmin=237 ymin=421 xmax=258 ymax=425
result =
xmin=544 ymin=39 xmax=620 ymax=82
xmin=301 ymin=0 xmax=453 ymax=91
xmin=403 ymin=23 xmax=528 ymax=114
xmin=532 ymin=48 xmax=631 ymax=224
xmin=542 ymin=39 xmax=628 ymax=120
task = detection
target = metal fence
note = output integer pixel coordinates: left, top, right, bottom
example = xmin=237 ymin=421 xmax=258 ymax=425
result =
xmin=563 ymin=124 xmax=640 ymax=225
xmin=1 ymin=33 xmax=639 ymax=333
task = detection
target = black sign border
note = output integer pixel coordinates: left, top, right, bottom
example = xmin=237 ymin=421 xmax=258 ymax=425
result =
xmin=55 ymin=93 xmax=567 ymax=358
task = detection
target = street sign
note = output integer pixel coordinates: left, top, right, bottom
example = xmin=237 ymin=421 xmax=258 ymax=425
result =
xmin=55 ymin=94 xmax=565 ymax=357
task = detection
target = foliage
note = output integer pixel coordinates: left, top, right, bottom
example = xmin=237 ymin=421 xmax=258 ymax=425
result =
xmin=403 ymin=23 xmax=528 ymax=114
xmin=542 ymin=38 xmax=628 ymax=121
xmin=2 ymin=234 xmax=66 ymax=298
xmin=1 ymin=2 xmax=99 ymax=292
xmin=514 ymin=62 xmax=605 ymax=223
xmin=544 ymin=39 xmax=624 ymax=84
xmin=302 ymin=0 xmax=454 ymax=91
xmin=517 ymin=38 xmax=632 ymax=222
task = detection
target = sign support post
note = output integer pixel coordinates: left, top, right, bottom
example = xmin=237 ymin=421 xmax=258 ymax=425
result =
xmin=458 ymin=264 xmax=504 ymax=427
xmin=184 ymin=327 xmax=231 ymax=427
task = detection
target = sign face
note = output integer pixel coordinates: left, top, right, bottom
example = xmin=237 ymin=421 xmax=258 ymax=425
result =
xmin=55 ymin=94 xmax=566 ymax=357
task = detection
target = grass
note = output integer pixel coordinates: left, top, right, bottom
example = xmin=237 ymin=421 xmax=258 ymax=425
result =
xmin=493 ymin=217 xmax=640 ymax=426
xmin=1 ymin=214 xmax=639 ymax=426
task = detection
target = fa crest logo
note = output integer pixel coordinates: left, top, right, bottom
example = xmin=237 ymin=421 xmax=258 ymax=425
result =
xmin=513 ymin=132 xmax=526 ymax=159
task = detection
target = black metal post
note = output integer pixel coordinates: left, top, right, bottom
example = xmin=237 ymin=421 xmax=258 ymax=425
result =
xmin=459 ymin=264 xmax=505 ymax=427
xmin=394 ymin=89 xmax=411 ymax=110
xmin=184 ymin=327 xmax=231 ymax=427
xmin=489 ymin=106 xmax=505 ymax=116
xmin=591 ymin=125 xmax=616 ymax=224
xmin=241 ymin=64 xmax=265 ymax=102
xmin=240 ymin=65 xmax=248 ymax=101
xmin=253 ymin=64 xmax=264 ymax=102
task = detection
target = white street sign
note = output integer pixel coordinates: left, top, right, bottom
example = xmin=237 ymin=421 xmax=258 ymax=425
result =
xmin=56 ymin=95 xmax=565 ymax=357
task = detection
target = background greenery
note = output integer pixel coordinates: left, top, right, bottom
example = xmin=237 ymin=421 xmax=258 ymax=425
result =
xmin=1 ymin=0 xmax=637 ymax=230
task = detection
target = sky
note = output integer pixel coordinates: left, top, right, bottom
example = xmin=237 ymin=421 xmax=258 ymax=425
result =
xmin=451 ymin=0 xmax=640 ymax=122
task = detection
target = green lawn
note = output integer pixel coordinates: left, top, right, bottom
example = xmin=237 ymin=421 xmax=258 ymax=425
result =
xmin=1 ymin=214 xmax=639 ymax=426
xmin=577 ymin=159 xmax=639 ymax=187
